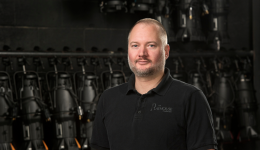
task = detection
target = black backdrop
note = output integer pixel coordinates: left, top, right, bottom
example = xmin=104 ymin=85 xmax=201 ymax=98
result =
xmin=0 ymin=0 xmax=259 ymax=150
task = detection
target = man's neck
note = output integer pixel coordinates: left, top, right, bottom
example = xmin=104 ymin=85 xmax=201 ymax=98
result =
xmin=135 ymin=70 xmax=165 ymax=95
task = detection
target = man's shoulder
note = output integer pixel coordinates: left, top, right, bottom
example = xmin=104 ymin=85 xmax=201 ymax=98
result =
xmin=102 ymin=82 xmax=128 ymax=97
xmin=169 ymin=78 xmax=201 ymax=95
xmin=99 ymin=83 xmax=128 ymax=108
xmin=166 ymin=78 xmax=207 ymax=108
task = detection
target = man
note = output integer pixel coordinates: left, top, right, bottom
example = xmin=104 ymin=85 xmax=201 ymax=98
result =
xmin=91 ymin=18 xmax=217 ymax=150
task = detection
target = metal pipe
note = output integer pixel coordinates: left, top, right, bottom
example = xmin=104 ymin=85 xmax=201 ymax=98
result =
xmin=253 ymin=0 xmax=260 ymax=149
xmin=0 ymin=51 xmax=254 ymax=57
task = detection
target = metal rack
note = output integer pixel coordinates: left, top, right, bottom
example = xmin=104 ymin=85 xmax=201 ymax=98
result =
xmin=0 ymin=50 xmax=254 ymax=57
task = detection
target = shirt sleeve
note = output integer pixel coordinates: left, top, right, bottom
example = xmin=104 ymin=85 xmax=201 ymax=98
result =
xmin=91 ymin=94 xmax=110 ymax=150
xmin=185 ymin=90 xmax=218 ymax=150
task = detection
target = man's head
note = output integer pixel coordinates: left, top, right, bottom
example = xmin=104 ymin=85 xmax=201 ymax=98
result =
xmin=127 ymin=18 xmax=170 ymax=77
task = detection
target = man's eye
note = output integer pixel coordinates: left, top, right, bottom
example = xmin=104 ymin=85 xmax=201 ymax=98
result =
xmin=132 ymin=45 xmax=138 ymax=48
xmin=148 ymin=44 xmax=155 ymax=47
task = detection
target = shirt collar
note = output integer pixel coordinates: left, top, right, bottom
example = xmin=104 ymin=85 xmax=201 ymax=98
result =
xmin=125 ymin=68 xmax=173 ymax=96
xmin=125 ymin=73 xmax=136 ymax=94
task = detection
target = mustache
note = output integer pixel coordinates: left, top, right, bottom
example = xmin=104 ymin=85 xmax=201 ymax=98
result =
xmin=135 ymin=58 xmax=152 ymax=63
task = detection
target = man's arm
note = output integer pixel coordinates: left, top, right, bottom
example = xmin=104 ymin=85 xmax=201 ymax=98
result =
xmin=91 ymin=94 xmax=110 ymax=150
xmin=185 ymin=90 xmax=218 ymax=150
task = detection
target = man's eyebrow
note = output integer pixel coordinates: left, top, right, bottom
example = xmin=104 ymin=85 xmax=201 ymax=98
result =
xmin=129 ymin=41 xmax=158 ymax=44
xmin=147 ymin=41 xmax=157 ymax=44
xmin=129 ymin=42 xmax=138 ymax=45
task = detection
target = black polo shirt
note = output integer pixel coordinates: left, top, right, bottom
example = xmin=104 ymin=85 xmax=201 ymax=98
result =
xmin=91 ymin=68 xmax=217 ymax=150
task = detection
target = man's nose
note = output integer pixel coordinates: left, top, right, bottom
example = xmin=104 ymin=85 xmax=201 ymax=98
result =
xmin=138 ymin=46 xmax=148 ymax=57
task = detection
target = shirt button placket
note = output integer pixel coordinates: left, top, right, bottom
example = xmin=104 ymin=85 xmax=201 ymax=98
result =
xmin=138 ymin=96 xmax=145 ymax=114
xmin=133 ymin=96 xmax=145 ymax=122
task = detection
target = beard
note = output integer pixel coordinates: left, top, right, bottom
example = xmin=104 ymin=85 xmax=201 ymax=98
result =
xmin=128 ymin=53 xmax=165 ymax=77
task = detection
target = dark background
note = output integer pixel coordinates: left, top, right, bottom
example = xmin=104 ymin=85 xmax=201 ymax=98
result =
xmin=0 ymin=0 xmax=260 ymax=150
xmin=0 ymin=0 xmax=253 ymax=51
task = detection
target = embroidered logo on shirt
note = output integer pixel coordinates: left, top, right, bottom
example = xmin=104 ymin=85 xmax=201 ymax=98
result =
xmin=150 ymin=103 xmax=172 ymax=113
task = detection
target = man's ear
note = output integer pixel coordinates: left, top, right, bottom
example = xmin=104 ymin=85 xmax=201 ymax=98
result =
xmin=165 ymin=44 xmax=170 ymax=59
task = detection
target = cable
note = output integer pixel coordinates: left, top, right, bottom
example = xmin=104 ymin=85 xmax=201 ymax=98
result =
xmin=197 ymin=61 xmax=209 ymax=97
